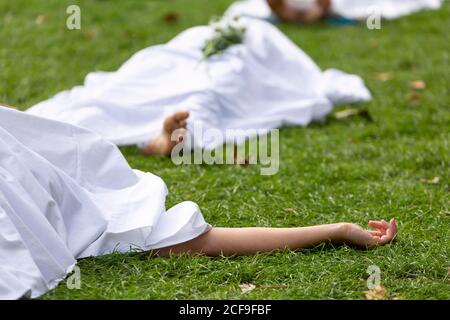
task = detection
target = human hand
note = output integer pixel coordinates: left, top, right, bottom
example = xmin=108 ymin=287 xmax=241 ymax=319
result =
xmin=339 ymin=219 xmax=398 ymax=248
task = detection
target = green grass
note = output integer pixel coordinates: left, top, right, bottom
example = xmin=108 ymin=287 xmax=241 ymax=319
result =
xmin=1 ymin=0 xmax=449 ymax=300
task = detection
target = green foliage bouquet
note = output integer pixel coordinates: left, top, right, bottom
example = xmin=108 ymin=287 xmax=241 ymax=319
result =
xmin=202 ymin=16 xmax=247 ymax=59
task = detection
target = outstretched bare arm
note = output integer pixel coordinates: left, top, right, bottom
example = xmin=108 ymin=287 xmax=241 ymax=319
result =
xmin=155 ymin=219 xmax=398 ymax=257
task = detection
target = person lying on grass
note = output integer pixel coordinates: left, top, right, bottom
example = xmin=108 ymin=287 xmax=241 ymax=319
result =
xmin=26 ymin=15 xmax=372 ymax=156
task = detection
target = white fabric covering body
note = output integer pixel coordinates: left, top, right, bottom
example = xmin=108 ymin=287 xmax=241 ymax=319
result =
xmin=0 ymin=106 xmax=210 ymax=299
xmin=27 ymin=18 xmax=371 ymax=149
xmin=225 ymin=0 xmax=444 ymax=20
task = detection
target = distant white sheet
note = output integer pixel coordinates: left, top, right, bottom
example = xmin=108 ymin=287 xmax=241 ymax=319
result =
xmin=331 ymin=0 xmax=443 ymax=19
xmin=225 ymin=0 xmax=444 ymax=20
xmin=27 ymin=18 xmax=370 ymax=150
xmin=226 ymin=0 xmax=274 ymax=19
xmin=0 ymin=106 xmax=210 ymax=299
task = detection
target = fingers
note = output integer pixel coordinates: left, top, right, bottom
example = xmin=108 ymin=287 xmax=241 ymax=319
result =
xmin=368 ymin=220 xmax=389 ymax=231
xmin=368 ymin=221 xmax=385 ymax=233
xmin=371 ymin=236 xmax=381 ymax=246
xmin=387 ymin=218 xmax=398 ymax=240
xmin=380 ymin=219 xmax=397 ymax=243
xmin=368 ymin=231 xmax=383 ymax=237
xmin=367 ymin=218 xmax=398 ymax=246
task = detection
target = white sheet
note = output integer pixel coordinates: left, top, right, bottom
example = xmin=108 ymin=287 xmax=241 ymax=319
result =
xmin=225 ymin=0 xmax=444 ymax=20
xmin=226 ymin=0 xmax=274 ymax=19
xmin=0 ymin=106 xmax=210 ymax=299
xmin=27 ymin=18 xmax=371 ymax=150
xmin=331 ymin=0 xmax=443 ymax=20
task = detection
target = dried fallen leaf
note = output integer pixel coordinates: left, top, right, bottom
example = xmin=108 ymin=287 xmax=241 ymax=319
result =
xmin=182 ymin=192 xmax=190 ymax=200
xmin=368 ymin=38 xmax=379 ymax=48
xmin=407 ymin=92 xmax=422 ymax=102
xmin=420 ymin=177 xmax=440 ymax=185
xmin=164 ymin=12 xmax=179 ymax=23
xmin=409 ymin=80 xmax=426 ymax=90
xmin=372 ymin=72 xmax=393 ymax=81
xmin=284 ymin=208 xmax=295 ymax=213
xmin=365 ymin=286 xmax=388 ymax=300
xmin=35 ymin=14 xmax=47 ymax=25
xmin=334 ymin=108 xmax=373 ymax=122
xmin=234 ymin=157 xmax=251 ymax=166
xmin=82 ymin=29 xmax=98 ymax=39
xmin=239 ymin=283 xmax=256 ymax=294
xmin=233 ymin=145 xmax=251 ymax=166
xmin=334 ymin=108 xmax=359 ymax=118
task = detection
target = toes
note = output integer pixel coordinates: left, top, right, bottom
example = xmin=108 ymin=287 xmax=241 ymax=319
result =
xmin=174 ymin=111 xmax=189 ymax=122
xmin=164 ymin=112 xmax=189 ymax=133
xmin=163 ymin=116 xmax=177 ymax=132
xmin=178 ymin=120 xmax=187 ymax=128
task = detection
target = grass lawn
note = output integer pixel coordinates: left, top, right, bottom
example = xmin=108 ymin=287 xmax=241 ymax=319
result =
xmin=1 ymin=0 xmax=449 ymax=300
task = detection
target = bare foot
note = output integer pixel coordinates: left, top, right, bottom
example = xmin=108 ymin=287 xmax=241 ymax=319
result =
xmin=143 ymin=111 xmax=189 ymax=156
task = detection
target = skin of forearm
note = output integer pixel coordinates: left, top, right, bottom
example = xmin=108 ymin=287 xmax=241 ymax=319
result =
xmin=203 ymin=224 xmax=344 ymax=255
xmin=156 ymin=224 xmax=345 ymax=257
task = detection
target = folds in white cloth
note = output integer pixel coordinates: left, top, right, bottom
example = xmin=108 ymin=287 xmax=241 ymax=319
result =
xmin=226 ymin=0 xmax=443 ymax=20
xmin=0 ymin=106 xmax=211 ymax=299
xmin=27 ymin=18 xmax=371 ymax=150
